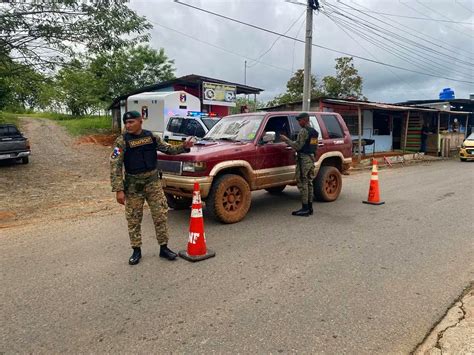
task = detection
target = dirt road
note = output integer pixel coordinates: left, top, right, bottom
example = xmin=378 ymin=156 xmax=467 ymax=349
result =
xmin=0 ymin=118 xmax=120 ymax=229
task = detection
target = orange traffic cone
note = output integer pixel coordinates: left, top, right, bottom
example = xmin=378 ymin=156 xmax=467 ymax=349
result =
xmin=363 ymin=159 xmax=385 ymax=205
xmin=178 ymin=182 xmax=216 ymax=262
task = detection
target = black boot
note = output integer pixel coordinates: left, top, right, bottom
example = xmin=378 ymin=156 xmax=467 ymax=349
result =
xmin=128 ymin=247 xmax=141 ymax=265
xmin=292 ymin=203 xmax=310 ymax=217
xmin=308 ymin=202 xmax=313 ymax=215
xmin=159 ymin=244 xmax=177 ymax=260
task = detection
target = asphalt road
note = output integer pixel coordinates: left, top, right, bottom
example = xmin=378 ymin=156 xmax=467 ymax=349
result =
xmin=1 ymin=160 xmax=473 ymax=354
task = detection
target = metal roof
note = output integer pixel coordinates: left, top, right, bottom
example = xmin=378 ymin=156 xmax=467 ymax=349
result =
xmin=109 ymin=74 xmax=263 ymax=109
xmin=264 ymin=97 xmax=471 ymax=115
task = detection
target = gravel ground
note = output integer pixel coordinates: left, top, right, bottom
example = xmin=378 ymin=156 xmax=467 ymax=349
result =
xmin=0 ymin=118 xmax=120 ymax=229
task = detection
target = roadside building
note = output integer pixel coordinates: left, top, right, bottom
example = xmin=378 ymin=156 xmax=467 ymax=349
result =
xmin=397 ymin=97 xmax=474 ymax=154
xmin=108 ymin=74 xmax=262 ymax=131
xmin=263 ymin=97 xmax=470 ymax=160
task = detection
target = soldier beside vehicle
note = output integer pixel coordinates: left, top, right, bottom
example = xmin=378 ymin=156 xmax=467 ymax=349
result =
xmin=110 ymin=110 xmax=193 ymax=265
xmin=280 ymin=112 xmax=319 ymax=217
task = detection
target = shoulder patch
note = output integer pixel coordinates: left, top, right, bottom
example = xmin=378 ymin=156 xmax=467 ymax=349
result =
xmin=111 ymin=147 xmax=121 ymax=159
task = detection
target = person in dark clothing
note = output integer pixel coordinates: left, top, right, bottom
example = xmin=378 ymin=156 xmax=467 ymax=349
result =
xmin=420 ymin=123 xmax=430 ymax=153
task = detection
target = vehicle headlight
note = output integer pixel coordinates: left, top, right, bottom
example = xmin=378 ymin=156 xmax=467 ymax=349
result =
xmin=461 ymin=143 xmax=466 ymax=149
xmin=182 ymin=161 xmax=206 ymax=172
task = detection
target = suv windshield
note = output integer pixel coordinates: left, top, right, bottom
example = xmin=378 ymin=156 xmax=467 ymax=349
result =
xmin=205 ymin=115 xmax=264 ymax=142
xmin=202 ymin=118 xmax=220 ymax=130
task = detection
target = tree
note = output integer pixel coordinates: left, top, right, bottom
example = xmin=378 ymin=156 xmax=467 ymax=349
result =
xmin=89 ymin=45 xmax=176 ymax=104
xmin=0 ymin=0 xmax=152 ymax=69
xmin=0 ymin=59 xmax=51 ymax=111
xmin=267 ymin=69 xmax=322 ymax=107
xmin=230 ymin=97 xmax=266 ymax=114
xmin=321 ymin=57 xmax=365 ymax=99
xmin=55 ymin=60 xmax=103 ymax=116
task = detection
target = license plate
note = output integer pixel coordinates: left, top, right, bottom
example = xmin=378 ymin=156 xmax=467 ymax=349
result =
xmin=0 ymin=154 xmax=12 ymax=159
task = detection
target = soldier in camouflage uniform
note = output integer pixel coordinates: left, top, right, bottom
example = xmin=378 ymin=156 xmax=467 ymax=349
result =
xmin=281 ymin=112 xmax=319 ymax=217
xmin=110 ymin=111 xmax=193 ymax=265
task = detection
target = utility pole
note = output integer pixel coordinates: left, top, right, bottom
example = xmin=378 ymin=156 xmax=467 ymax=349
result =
xmin=302 ymin=0 xmax=318 ymax=111
xmin=244 ymin=60 xmax=247 ymax=86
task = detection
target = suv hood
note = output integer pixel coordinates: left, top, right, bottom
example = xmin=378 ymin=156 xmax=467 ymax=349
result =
xmin=158 ymin=140 xmax=253 ymax=161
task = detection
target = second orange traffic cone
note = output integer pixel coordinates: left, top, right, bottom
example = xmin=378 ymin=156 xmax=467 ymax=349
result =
xmin=363 ymin=159 xmax=385 ymax=205
xmin=178 ymin=182 xmax=216 ymax=262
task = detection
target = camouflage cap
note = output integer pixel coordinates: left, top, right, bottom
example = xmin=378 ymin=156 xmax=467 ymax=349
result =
xmin=296 ymin=112 xmax=309 ymax=120
xmin=123 ymin=111 xmax=142 ymax=123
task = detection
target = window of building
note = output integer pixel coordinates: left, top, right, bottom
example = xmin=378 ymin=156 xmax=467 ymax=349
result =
xmin=373 ymin=112 xmax=391 ymax=135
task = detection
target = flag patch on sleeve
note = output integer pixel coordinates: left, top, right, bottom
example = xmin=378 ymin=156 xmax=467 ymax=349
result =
xmin=111 ymin=147 xmax=121 ymax=159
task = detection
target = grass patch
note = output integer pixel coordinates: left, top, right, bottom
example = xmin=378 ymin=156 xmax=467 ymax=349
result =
xmin=0 ymin=112 xmax=20 ymax=126
xmin=54 ymin=116 xmax=112 ymax=136
xmin=0 ymin=111 xmax=112 ymax=135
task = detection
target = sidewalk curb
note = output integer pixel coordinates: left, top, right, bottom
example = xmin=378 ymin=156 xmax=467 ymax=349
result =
xmin=350 ymin=156 xmax=446 ymax=172
xmin=413 ymin=282 xmax=474 ymax=355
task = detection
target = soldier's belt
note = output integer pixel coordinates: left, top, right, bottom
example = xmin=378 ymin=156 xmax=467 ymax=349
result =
xmin=124 ymin=172 xmax=159 ymax=193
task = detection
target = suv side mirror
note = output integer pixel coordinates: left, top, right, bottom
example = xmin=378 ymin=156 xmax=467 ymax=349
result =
xmin=262 ymin=131 xmax=276 ymax=143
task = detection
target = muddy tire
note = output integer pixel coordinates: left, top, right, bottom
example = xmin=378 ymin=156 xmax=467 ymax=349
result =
xmin=460 ymin=157 xmax=467 ymax=162
xmin=313 ymin=166 xmax=342 ymax=202
xmin=165 ymin=193 xmax=191 ymax=210
xmin=21 ymin=157 xmax=29 ymax=164
xmin=265 ymin=185 xmax=286 ymax=194
xmin=206 ymin=174 xmax=251 ymax=224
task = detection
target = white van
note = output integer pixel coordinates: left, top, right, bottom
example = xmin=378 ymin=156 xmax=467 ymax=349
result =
xmin=164 ymin=113 xmax=221 ymax=145
xmin=126 ymin=91 xmax=201 ymax=136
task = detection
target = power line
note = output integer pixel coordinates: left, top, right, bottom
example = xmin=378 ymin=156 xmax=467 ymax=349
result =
xmin=401 ymin=1 xmax=474 ymax=40
xmin=247 ymin=9 xmax=305 ymax=68
xmin=336 ymin=7 xmax=474 ymax=25
xmin=331 ymin=1 xmax=474 ymax=67
xmin=321 ymin=3 xmax=474 ymax=78
xmin=173 ymin=0 xmax=474 ymax=84
xmin=150 ymin=20 xmax=293 ymax=73
xmin=347 ymin=0 xmax=474 ymax=58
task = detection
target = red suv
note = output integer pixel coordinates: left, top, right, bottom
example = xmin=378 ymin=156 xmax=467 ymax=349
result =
xmin=158 ymin=112 xmax=352 ymax=223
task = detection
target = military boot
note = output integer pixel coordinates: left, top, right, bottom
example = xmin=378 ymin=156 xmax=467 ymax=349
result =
xmin=159 ymin=244 xmax=177 ymax=260
xmin=292 ymin=203 xmax=310 ymax=217
xmin=128 ymin=247 xmax=141 ymax=265
xmin=308 ymin=202 xmax=313 ymax=215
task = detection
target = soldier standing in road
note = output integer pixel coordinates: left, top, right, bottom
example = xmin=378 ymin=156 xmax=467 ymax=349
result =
xmin=110 ymin=111 xmax=194 ymax=265
xmin=281 ymin=112 xmax=319 ymax=217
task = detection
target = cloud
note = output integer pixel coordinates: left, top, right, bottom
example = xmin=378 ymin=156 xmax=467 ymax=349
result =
xmin=129 ymin=0 xmax=474 ymax=103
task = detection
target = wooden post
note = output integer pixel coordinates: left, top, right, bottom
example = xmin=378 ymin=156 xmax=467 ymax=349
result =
xmin=403 ymin=110 xmax=410 ymax=154
xmin=358 ymin=105 xmax=362 ymax=162
xmin=465 ymin=115 xmax=469 ymax=138
xmin=437 ymin=112 xmax=441 ymax=155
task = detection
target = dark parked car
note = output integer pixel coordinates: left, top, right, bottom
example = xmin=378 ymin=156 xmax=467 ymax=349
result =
xmin=0 ymin=124 xmax=31 ymax=164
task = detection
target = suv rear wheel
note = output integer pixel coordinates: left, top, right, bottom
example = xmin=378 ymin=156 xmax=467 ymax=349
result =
xmin=313 ymin=166 xmax=342 ymax=202
xmin=206 ymin=174 xmax=251 ymax=224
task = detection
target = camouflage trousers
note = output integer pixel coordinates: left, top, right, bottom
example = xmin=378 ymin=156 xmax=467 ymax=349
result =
xmin=296 ymin=154 xmax=316 ymax=204
xmin=124 ymin=172 xmax=169 ymax=248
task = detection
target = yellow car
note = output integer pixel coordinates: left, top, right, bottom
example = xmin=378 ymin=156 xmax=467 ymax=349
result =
xmin=459 ymin=133 xmax=474 ymax=161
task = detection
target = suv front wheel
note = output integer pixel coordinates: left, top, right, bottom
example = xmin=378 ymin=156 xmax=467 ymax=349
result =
xmin=313 ymin=166 xmax=342 ymax=202
xmin=206 ymin=174 xmax=251 ymax=224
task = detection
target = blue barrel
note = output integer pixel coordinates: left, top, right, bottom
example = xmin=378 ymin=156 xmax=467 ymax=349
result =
xmin=439 ymin=88 xmax=455 ymax=99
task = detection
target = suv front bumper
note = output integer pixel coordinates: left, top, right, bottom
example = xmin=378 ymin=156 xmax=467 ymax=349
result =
xmin=161 ymin=174 xmax=213 ymax=198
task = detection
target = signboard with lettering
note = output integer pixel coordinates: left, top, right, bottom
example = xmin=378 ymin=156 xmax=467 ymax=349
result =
xmin=202 ymin=82 xmax=236 ymax=107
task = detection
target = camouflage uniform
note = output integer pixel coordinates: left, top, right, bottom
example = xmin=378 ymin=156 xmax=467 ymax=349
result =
xmin=286 ymin=127 xmax=317 ymax=204
xmin=110 ymin=133 xmax=187 ymax=248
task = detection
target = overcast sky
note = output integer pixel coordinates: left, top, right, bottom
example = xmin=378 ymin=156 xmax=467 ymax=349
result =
xmin=129 ymin=0 xmax=474 ymax=104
